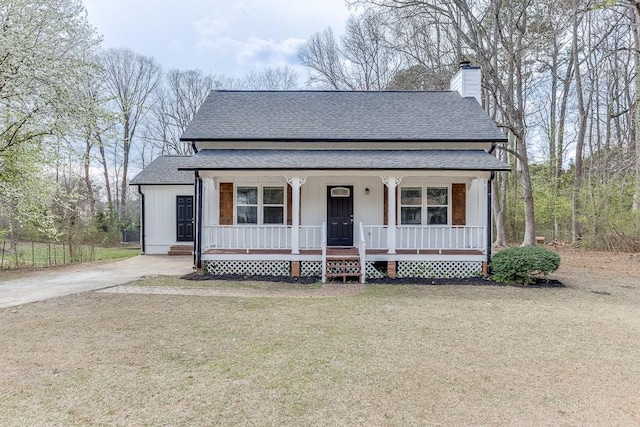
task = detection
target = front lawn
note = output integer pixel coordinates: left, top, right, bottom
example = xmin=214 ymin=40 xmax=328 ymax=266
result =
xmin=1 ymin=261 xmax=639 ymax=425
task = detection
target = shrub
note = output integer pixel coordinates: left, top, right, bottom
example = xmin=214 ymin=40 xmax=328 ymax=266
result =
xmin=490 ymin=246 xmax=561 ymax=284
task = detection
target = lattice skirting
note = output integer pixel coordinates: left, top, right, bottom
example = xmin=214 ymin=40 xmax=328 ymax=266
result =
xmin=204 ymin=260 xmax=290 ymax=276
xmin=397 ymin=261 xmax=483 ymax=278
xmin=300 ymin=261 xmax=322 ymax=276
xmin=365 ymin=262 xmax=385 ymax=279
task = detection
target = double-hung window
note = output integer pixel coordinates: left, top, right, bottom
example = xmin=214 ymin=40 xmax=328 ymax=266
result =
xmin=400 ymin=186 xmax=449 ymax=225
xmin=236 ymin=185 xmax=285 ymax=225
xmin=426 ymin=187 xmax=448 ymax=225
xmin=400 ymin=187 xmax=422 ymax=224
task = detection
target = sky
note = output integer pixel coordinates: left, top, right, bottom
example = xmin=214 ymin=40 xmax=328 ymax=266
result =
xmin=82 ymin=0 xmax=352 ymax=82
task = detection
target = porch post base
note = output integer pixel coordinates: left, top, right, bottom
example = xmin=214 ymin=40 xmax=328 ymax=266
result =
xmin=291 ymin=261 xmax=300 ymax=277
xmin=387 ymin=261 xmax=396 ymax=279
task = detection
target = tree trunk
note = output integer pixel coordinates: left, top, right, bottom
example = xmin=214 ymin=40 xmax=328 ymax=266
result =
xmin=571 ymin=11 xmax=586 ymax=243
xmin=83 ymin=137 xmax=96 ymax=217
xmin=97 ymin=134 xmax=113 ymax=215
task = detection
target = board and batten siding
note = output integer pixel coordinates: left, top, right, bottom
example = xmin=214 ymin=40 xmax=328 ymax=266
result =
xmin=140 ymin=184 xmax=194 ymax=254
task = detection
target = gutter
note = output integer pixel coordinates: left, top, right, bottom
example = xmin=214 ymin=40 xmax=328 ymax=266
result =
xmin=194 ymin=171 xmax=203 ymax=269
xmin=486 ymin=171 xmax=495 ymax=273
xmin=137 ymin=185 xmax=145 ymax=254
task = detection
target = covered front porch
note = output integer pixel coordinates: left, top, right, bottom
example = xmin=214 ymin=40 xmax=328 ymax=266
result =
xmin=194 ymin=170 xmax=492 ymax=281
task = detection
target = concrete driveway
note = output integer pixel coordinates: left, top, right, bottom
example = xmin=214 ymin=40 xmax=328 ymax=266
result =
xmin=0 ymin=255 xmax=193 ymax=308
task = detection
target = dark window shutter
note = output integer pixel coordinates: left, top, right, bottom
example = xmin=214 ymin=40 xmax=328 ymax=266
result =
xmin=219 ymin=183 xmax=234 ymax=225
xmin=451 ymin=183 xmax=466 ymax=226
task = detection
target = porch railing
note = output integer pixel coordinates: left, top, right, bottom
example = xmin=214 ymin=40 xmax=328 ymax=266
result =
xmin=204 ymin=224 xmax=484 ymax=252
xmin=204 ymin=225 xmax=323 ymax=250
xmin=358 ymin=222 xmax=366 ymax=283
xmin=363 ymin=225 xmax=485 ymax=251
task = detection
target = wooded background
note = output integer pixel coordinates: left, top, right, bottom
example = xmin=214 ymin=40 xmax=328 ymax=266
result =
xmin=1 ymin=0 xmax=639 ymax=256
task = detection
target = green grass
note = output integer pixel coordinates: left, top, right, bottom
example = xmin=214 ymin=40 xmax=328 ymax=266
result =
xmin=0 ymin=241 xmax=139 ymax=269
xmin=92 ymin=246 xmax=140 ymax=261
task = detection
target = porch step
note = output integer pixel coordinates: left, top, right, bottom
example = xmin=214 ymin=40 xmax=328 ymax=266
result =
xmin=168 ymin=245 xmax=193 ymax=256
xmin=324 ymin=247 xmax=362 ymax=283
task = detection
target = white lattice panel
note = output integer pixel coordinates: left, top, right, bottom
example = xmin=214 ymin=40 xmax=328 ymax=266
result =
xmin=204 ymin=260 xmax=290 ymax=276
xmin=300 ymin=261 xmax=322 ymax=276
xmin=397 ymin=261 xmax=482 ymax=278
xmin=365 ymin=262 xmax=385 ymax=279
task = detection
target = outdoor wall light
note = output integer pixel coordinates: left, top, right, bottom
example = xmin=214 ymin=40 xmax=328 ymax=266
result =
xmin=365 ymin=188 xmax=370 ymax=195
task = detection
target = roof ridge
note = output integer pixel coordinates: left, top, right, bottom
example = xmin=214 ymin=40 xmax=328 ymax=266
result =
xmin=210 ymin=89 xmax=455 ymax=94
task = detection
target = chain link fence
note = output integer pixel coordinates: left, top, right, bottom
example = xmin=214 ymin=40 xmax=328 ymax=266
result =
xmin=0 ymin=241 xmax=97 ymax=269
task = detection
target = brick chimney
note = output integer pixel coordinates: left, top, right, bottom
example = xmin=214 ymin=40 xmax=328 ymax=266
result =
xmin=450 ymin=61 xmax=481 ymax=104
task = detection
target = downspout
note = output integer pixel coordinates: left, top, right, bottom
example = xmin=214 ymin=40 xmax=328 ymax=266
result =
xmin=194 ymin=171 xmax=203 ymax=269
xmin=191 ymin=141 xmax=199 ymax=154
xmin=137 ymin=185 xmax=145 ymax=254
xmin=486 ymin=171 xmax=496 ymax=273
xmin=488 ymin=142 xmax=497 ymax=154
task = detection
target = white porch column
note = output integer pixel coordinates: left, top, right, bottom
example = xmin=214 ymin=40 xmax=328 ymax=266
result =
xmin=381 ymin=176 xmax=402 ymax=254
xmin=286 ymin=176 xmax=306 ymax=254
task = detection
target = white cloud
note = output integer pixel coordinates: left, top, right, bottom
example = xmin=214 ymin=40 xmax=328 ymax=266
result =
xmin=84 ymin=0 xmax=350 ymax=78
xmin=197 ymin=36 xmax=305 ymax=69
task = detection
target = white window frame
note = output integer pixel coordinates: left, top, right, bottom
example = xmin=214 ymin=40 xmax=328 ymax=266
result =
xmin=234 ymin=184 xmax=287 ymax=226
xmin=399 ymin=184 xmax=450 ymax=226
xmin=399 ymin=187 xmax=422 ymax=225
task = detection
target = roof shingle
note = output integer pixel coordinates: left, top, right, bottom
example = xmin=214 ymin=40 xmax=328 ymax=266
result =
xmin=129 ymin=156 xmax=194 ymax=185
xmin=178 ymin=149 xmax=511 ymax=171
xmin=180 ymin=90 xmax=507 ymax=143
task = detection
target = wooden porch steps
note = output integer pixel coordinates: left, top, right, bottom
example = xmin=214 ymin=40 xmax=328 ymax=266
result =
xmin=324 ymin=247 xmax=362 ymax=283
xmin=168 ymin=245 xmax=193 ymax=256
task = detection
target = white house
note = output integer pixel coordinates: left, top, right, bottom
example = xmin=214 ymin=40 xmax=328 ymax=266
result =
xmin=130 ymin=156 xmax=194 ymax=255
xmin=132 ymin=63 xmax=510 ymax=281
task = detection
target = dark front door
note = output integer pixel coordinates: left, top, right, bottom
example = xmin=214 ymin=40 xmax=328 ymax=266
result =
xmin=176 ymin=195 xmax=194 ymax=242
xmin=327 ymin=186 xmax=353 ymax=246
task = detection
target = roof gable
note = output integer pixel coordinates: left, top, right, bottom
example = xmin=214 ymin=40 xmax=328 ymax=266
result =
xmin=180 ymin=90 xmax=507 ymax=143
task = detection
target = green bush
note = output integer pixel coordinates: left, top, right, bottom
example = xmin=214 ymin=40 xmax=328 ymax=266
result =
xmin=490 ymin=246 xmax=561 ymax=284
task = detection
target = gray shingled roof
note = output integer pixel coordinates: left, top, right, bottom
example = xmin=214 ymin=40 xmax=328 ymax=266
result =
xmin=130 ymin=156 xmax=194 ymax=185
xmin=180 ymin=91 xmax=507 ymax=142
xmin=178 ymin=150 xmax=511 ymax=171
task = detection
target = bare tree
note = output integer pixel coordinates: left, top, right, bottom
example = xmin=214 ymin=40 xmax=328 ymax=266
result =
xmin=299 ymin=10 xmax=401 ymax=89
xmin=99 ymin=48 xmax=162 ymax=224
xmin=143 ymin=69 xmax=214 ymax=158
xmin=243 ymin=66 xmax=299 ymax=90
xmin=357 ymin=0 xmax=539 ymax=245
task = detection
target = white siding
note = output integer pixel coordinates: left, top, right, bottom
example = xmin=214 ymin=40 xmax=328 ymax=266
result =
xmin=195 ymin=141 xmax=491 ymax=151
xmin=197 ymin=172 xmax=490 ymax=229
xmin=467 ymin=178 xmax=487 ymax=226
xmin=141 ymin=185 xmax=194 ymax=255
xmin=301 ymin=176 xmax=383 ymax=227
xmin=450 ymin=67 xmax=481 ymax=104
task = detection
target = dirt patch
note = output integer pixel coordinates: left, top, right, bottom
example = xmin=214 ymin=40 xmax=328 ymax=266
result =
xmin=555 ymin=247 xmax=640 ymax=277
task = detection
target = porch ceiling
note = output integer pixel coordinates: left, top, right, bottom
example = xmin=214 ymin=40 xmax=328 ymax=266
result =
xmin=178 ymin=149 xmax=511 ymax=172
